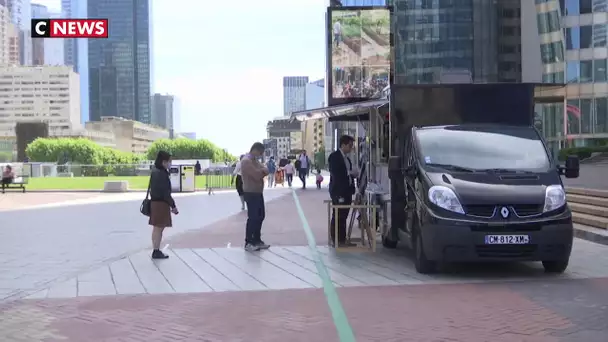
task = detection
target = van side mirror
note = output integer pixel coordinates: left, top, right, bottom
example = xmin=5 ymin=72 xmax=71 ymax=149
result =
xmin=562 ymin=155 xmax=579 ymax=178
xmin=388 ymin=156 xmax=402 ymax=179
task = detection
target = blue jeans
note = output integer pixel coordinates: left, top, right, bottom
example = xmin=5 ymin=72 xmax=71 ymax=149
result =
xmin=299 ymin=168 xmax=308 ymax=188
xmin=243 ymin=192 xmax=265 ymax=244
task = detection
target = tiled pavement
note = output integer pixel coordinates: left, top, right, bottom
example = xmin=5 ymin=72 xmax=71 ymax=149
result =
xmin=2 ymin=184 xmax=608 ymax=341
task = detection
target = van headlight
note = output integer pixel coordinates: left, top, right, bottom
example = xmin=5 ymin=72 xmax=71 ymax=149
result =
xmin=428 ymin=186 xmax=464 ymax=214
xmin=543 ymin=184 xmax=566 ymax=212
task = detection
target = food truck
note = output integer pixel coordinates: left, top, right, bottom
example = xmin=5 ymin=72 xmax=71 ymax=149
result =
xmin=292 ymin=83 xmax=580 ymax=274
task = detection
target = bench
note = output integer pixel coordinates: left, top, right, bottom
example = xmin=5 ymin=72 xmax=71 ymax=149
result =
xmin=103 ymin=180 xmax=129 ymax=192
xmin=1 ymin=175 xmax=28 ymax=193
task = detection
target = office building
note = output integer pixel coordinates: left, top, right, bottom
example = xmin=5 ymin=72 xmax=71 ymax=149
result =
xmin=0 ymin=3 xmax=10 ymax=66
xmin=30 ymin=3 xmax=47 ymax=65
xmin=267 ymin=118 xmax=301 ymax=158
xmin=151 ymin=93 xmax=174 ymax=130
xmin=0 ymin=66 xmax=81 ymax=138
xmin=283 ymin=76 xmax=308 ymax=116
xmin=88 ymin=0 xmax=152 ymax=124
xmin=44 ymin=11 xmax=64 ymax=65
xmin=5 ymin=0 xmax=31 ymax=65
xmin=534 ymin=0 xmax=608 ymax=152
xmin=303 ymin=78 xmax=327 ymax=155
xmin=62 ymin=0 xmax=88 ymax=123
xmin=85 ymin=117 xmax=170 ymax=154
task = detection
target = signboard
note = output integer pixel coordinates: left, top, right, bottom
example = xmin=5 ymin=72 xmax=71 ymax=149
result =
xmin=327 ymin=6 xmax=391 ymax=105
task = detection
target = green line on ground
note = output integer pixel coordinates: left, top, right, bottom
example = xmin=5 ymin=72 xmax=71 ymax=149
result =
xmin=291 ymin=190 xmax=356 ymax=342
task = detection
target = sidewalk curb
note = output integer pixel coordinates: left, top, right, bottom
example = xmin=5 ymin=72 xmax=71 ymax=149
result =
xmin=574 ymin=224 xmax=608 ymax=246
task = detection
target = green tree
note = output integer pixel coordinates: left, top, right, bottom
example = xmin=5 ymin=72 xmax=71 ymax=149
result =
xmin=146 ymin=138 xmax=234 ymax=161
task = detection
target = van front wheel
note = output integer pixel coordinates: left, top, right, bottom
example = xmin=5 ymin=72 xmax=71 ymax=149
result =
xmin=542 ymin=260 xmax=569 ymax=273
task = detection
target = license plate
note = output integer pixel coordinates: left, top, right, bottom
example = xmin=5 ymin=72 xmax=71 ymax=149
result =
xmin=485 ymin=235 xmax=529 ymax=244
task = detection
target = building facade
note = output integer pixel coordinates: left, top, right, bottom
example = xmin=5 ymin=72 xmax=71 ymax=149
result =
xmin=180 ymin=132 xmax=196 ymax=140
xmin=62 ymin=0 xmax=89 ymax=123
xmin=0 ymin=3 xmax=10 ymax=66
xmin=303 ymin=78 xmax=328 ymax=155
xmin=0 ymin=66 xmax=81 ymax=139
xmin=88 ymin=0 xmax=151 ymax=124
xmin=150 ymin=93 xmax=174 ymax=130
xmin=44 ymin=11 xmax=64 ymax=65
xmin=267 ymin=118 xmax=301 ymax=158
xmin=534 ymin=0 xmax=608 ymax=151
xmin=5 ymin=0 xmax=31 ymax=65
xmin=85 ymin=116 xmax=170 ymax=154
xmin=283 ymin=76 xmax=309 ymax=116
xmin=30 ymin=3 xmax=47 ymax=65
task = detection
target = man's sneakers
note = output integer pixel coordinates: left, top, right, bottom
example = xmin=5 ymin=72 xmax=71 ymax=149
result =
xmin=151 ymin=249 xmax=169 ymax=259
xmin=245 ymin=243 xmax=260 ymax=251
xmin=244 ymin=241 xmax=271 ymax=252
xmin=257 ymin=240 xmax=270 ymax=250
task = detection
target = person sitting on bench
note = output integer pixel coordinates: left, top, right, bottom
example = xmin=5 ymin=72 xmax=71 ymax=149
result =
xmin=1 ymin=165 xmax=14 ymax=189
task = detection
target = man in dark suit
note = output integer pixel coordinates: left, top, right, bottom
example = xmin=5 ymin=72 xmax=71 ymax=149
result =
xmin=328 ymin=135 xmax=357 ymax=247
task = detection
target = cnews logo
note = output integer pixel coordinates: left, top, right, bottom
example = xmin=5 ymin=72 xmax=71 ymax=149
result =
xmin=31 ymin=19 xmax=108 ymax=38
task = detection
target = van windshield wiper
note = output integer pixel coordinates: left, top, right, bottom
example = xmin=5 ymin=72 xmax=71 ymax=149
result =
xmin=478 ymin=168 xmax=534 ymax=174
xmin=425 ymin=163 xmax=476 ymax=172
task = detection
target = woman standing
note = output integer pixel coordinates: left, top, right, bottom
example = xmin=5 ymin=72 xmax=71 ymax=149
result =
xmin=149 ymin=151 xmax=178 ymax=259
xmin=232 ymin=154 xmax=246 ymax=210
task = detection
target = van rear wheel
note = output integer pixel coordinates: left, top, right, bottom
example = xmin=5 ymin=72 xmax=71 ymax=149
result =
xmin=382 ymin=235 xmax=398 ymax=249
xmin=542 ymin=260 xmax=569 ymax=273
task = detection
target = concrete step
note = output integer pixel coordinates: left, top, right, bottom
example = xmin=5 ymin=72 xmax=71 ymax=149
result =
xmin=569 ymin=202 xmax=608 ymax=218
xmin=566 ymin=187 xmax=608 ymax=198
xmin=567 ymin=194 xmax=608 ymax=208
xmin=572 ymin=212 xmax=608 ymax=230
xmin=574 ymin=224 xmax=608 ymax=246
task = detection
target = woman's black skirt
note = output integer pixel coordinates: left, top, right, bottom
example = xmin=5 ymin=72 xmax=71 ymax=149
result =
xmin=235 ymin=175 xmax=244 ymax=196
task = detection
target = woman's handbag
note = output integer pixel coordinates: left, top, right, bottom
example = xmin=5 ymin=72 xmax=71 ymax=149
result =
xmin=140 ymin=177 xmax=152 ymax=216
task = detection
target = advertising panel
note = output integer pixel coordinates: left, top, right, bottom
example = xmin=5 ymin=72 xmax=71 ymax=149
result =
xmin=289 ymin=131 xmax=303 ymax=151
xmin=327 ymin=6 xmax=391 ymax=104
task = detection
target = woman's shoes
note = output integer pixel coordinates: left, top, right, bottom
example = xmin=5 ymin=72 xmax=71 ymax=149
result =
xmin=152 ymin=249 xmax=169 ymax=259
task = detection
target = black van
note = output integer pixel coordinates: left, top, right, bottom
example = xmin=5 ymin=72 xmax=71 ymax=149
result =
xmin=384 ymin=124 xmax=580 ymax=274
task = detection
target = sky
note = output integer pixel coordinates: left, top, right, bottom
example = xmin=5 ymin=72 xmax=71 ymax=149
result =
xmin=33 ymin=0 xmax=327 ymax=155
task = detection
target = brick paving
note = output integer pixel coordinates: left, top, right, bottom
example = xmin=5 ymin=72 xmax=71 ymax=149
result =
xmin=2 ymin=185 xmax=608 ymax=341
xmin=2 ymin=278 xmax=607 ymax=341
xmin=168 ymin=189 xmax=331 ymax=249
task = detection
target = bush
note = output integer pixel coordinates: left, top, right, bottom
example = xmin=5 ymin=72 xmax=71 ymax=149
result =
xmin=146 ymin=138 xmax=235 ymax=162
xmin=558 ymin=145 xmax=608 ymax=161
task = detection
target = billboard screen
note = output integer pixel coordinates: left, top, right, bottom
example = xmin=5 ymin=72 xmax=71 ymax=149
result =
xmin=328 ymin=7 xmax=391 ymax=102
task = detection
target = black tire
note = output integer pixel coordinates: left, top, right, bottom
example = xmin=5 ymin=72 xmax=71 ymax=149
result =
xmin=414 ymin=232 xmax=436 ymax=274
xmin=382 ymin=235 xmax=398 ymax=249
xmin=542 ymin=260 xmax=569 ymax=273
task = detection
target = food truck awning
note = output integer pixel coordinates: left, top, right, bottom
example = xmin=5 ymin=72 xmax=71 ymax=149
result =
xmin=290 ymin=99 xmax=388 ymax=122
xmin=533 ymin=84 xmax=566 ymax=103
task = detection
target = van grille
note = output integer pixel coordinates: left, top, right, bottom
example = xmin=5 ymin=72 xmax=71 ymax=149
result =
xmin=464 ymin=204 xmax=542 ymax=218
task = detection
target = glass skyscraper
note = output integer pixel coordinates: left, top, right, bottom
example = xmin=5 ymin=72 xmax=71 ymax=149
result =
xmin=535 ymin=0 xmax=608 ymax=151
xmin=62 ymin=0 xmax=89 ymax=123
xmin=87 ymin=0 xmax=151 ymax=124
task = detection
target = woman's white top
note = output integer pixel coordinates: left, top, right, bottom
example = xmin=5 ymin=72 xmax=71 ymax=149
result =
xmin=233 ymin=161 xmax=242 ymax=176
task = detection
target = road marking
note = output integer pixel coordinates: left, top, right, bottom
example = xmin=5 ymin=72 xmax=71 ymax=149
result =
xmin=291 ymin=190 xmax=355 ymax=342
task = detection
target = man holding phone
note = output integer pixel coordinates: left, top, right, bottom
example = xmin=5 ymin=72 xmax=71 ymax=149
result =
xmin=240 ymin=142 xmax=270 ymax=251
xmin=327 ymin=135 xmax=358 ymax=247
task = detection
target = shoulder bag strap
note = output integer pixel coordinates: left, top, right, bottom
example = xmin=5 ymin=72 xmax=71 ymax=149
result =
xmin=145 ymin=174 xmax=152 ymax=199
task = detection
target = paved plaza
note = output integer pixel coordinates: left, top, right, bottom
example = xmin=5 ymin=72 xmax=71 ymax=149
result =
xmin=1 ymin=178 xmax=608 ymax=341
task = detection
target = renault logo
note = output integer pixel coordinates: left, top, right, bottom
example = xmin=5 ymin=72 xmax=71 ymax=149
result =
xmin=500 ymin=207 xmax=509 ymax=218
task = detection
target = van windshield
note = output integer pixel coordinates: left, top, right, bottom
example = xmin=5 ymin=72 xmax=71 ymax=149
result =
xmin=416 ymin=125 xmax=551 ymax=171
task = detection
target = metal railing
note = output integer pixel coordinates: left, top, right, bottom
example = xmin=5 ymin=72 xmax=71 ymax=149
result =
xmin=204 ymin=166 xmax=235 ymax=193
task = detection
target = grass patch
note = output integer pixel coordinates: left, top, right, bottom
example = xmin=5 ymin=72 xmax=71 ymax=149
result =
xmin=25 ymin=175 xmax=233 ymax=190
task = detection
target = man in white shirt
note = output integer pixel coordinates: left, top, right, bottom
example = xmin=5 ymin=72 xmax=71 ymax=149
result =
xmin=298 ymin=151 xmax=310 ymax=189
xmin=283 ymin=160 xmax=295 ymax=187
xmin=333 ymin=20 xmax=342 ymax=47
xmin=231 ymin=155 xmax=246 ymax=210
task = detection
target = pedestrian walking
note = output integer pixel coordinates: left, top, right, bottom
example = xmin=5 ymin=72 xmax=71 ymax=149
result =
xmin=241 ymin=142 xmax=270 ymax=251
xmin=231 ymin=155 xmax=246 ymax=210
xmin=147 ymin=151 xmax=179 ymax=259
xmin=298 ymin=150 xmax=311 ymax=189
xmin=283 ymin=160 xmax=295 ymax=187
xmin=266 ymin=156 xmax=277 ymax=187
